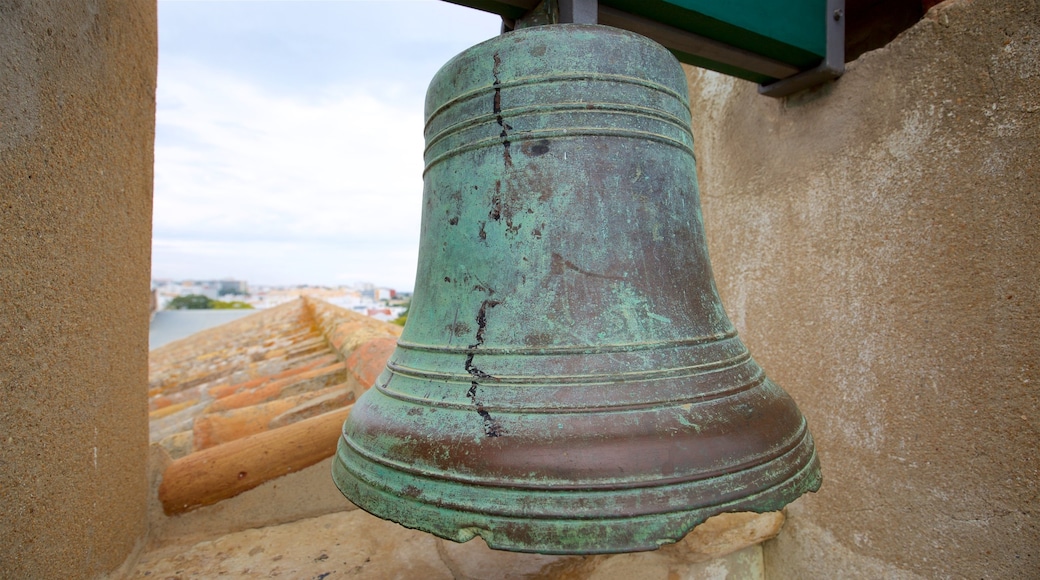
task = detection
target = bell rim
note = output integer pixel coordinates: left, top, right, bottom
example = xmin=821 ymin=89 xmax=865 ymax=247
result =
xmin=332 ymin=435 xmax=821 ymax=554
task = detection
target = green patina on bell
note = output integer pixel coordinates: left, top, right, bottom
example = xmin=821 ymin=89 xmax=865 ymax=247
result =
xmin=333 ymin=23 xmax=821 ymax=554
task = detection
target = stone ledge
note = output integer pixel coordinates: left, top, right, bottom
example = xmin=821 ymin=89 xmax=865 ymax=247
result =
xmin=132 ymin=507 xmax=781 ymax=579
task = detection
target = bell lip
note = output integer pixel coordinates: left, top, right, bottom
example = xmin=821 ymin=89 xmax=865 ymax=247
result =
xmin=332 ymin=438 xmax=821 ymax=555
xmin=334 ymin=375 xmax=822 ymax=553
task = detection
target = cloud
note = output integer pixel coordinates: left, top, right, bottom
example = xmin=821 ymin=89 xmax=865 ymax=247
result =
xmin=152 ymin=1 xmax=500 ymax=290
xmin=154 ymin=61 xmax=424 ymax=241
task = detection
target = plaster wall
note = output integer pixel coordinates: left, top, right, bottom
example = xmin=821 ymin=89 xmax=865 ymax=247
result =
xmin=683 ymin=0 xmax=1038 ymax=577
xmin=0 ymin=2 xmax=157 ymax=577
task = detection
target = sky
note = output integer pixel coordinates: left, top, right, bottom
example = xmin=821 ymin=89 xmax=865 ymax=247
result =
xmin=152 ymin=0 xmax=501 ymax=291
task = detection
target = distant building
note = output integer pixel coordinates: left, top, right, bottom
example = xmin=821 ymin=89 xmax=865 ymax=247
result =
xmin=219 ymin=279 xmax=249 ymax=296
xmin=365 ymin=307 xmax=405 ymax=322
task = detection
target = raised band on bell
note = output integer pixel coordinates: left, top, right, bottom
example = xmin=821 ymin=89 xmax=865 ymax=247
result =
xmin=332 ymin=23 xmax=821 ymax=554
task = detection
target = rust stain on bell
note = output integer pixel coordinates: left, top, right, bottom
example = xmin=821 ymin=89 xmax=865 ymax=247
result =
xmin=333 ymin=24 xmax=821 ymax=554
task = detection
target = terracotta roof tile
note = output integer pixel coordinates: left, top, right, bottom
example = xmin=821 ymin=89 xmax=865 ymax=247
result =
xmin=267 ymin=386 xmax=358 ymax=430
xmin=205 ymin=353 xmax=340 ymax=401
xmin=345 ymin=335 xmax=398 ymax=389
xmin=192 ymin=382 xmax=360 ymax=451
xmin=204 ymin=361 xmax=348 ymax=414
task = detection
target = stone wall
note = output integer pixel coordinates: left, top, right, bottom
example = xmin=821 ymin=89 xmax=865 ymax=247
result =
xmin=684 ymin=0 xmax=1039 ymax=577
xmin=0 ymin=2 xmax=157 ymax=578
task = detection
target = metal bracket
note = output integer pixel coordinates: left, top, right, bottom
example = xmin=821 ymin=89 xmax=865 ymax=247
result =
xmin=506 ymin=0 xmax=597 ymax=30
xmin=558 ymin=0 xmax=597 ymax=24
xmin=759 ymin=0 xmax=845 ymax=97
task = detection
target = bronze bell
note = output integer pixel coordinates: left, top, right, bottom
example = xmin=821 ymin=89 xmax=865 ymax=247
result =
xmin=333 ymin=23 xmax=821 ymax=554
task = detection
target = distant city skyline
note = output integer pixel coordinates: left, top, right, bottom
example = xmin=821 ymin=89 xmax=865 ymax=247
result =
xmin=152 ymin=1 xmax=501 ymax=292
xmin=151 ymin=276 xmax=407 ymax=292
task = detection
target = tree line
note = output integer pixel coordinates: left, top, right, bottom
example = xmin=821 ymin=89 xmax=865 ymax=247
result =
xmin=165 ymin=294 xmax=253 ymax=310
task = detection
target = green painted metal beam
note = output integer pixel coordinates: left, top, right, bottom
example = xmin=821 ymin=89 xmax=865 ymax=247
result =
xmin=440 ymin=0 xmax=843 ymax=93
xmin=662 ymin=0 xmax=825 ymax=56
xmin=602 ymin=0 xmax=823 ymax=70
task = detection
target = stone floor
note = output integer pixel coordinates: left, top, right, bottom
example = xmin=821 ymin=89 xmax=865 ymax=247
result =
xmin=132 ymin=508 xmax=768 ymax=580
